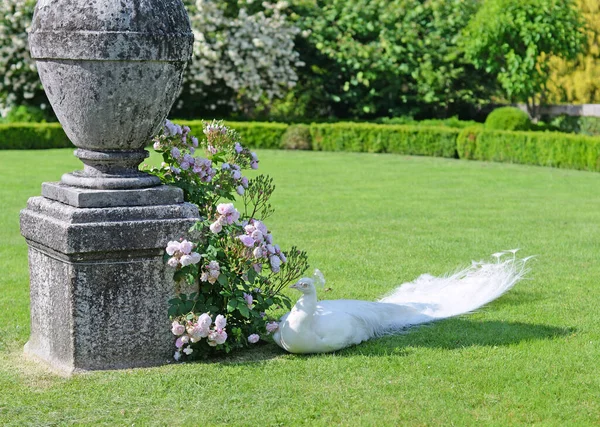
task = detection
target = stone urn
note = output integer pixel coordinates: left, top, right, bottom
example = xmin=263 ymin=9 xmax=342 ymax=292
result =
xmin=29 ymin=0 xmax=194 ymax=189
xmin=20 ymin=0 xmax=200 ymax=374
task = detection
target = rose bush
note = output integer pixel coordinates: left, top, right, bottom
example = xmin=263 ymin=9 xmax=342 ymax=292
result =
xmin=148 ymin=120 xmax=308 ymax=359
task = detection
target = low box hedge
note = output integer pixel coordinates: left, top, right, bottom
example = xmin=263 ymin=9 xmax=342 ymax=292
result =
xmin=178 ymin=120 xmax=288 ymax=150
xmin=458 ymin=127 xmax=600 ymax=172
xmin=310 ymin=122 xmax=459 ymax=158
xmin=0 ymin=123 xmax=70 ymax=150
xmin=3 ymin=120 xmax=600 ymax=174
xmin=0 ymin=121 xmax=289 ymax=151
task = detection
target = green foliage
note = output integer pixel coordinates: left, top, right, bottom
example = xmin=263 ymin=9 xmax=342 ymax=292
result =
xmin=546 ymin=114 xmax=600 ymax=136
xmin=147 ymin=120 xmax=308 ymax=358
xmin=456 ymin=126 xmax=481 ymax=160
xmin=281 ymin=124 xmax=312 ymax=150
xmin=463 ymin=0 xmax=587 ymax=117
xmin=0 ymin=0 xmax=47 ymax=112
xmin=289 ymin=0 xmax=488 ymax=119
xmin=485 ymin=107 xmax=532 ymax=131
xmin=0 ymin=123 xmax=70 ymax=149
xmin=547 ymin=0 xmax=600 ymax=104
xmin=178 ymin=120 xmax=288 ymax=149
xmin=0 ymin=105 xmax=52 ymax=123
xmin=309 ymin=123 xmax=459 ymax=158
xmin=457 ymin=127 xmax=600 ymax=172
xmin=379 ymin=116 xmax=481 ymax=129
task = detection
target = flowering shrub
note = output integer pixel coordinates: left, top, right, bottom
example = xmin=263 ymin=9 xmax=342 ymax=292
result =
xmin=178 ymin=0 xmax=302 ymax=115
xmin=0 ymin=0 xmax=45 ymax=113
xmin=148 ymin=120 xmax=308 ymax=359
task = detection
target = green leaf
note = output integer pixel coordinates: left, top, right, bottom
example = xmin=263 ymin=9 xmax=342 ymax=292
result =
xmin=217 ymin=274 xmax=229 ymax=286
xmin=247 ymin=267 xmax=257 ymax=284
xmin=183 ymin=300 xmax=194 ymax=313
xmin=237 ymin=304 xmax=250 ymax=318
xmin=168 ymin=298 xmax=182 ymax=306
xmin=227 ymin=299 xmax=238 ymax=312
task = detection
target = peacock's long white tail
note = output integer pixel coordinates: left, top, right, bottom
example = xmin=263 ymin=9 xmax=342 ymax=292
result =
xmin=379 ymin=250 xmax=531 ymax=321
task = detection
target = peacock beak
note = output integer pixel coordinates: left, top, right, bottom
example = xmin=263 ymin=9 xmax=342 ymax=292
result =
xmin=290 ymin=282 xmax=299 ymax=289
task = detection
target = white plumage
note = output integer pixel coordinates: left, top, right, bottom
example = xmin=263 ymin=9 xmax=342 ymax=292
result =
xmin=272 ymin=251 xmax=530 ymax=354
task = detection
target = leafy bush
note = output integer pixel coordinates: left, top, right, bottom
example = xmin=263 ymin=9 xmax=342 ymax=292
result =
xmin=177 ymin=121 xmax=288 ymax=149
xmin=310 ymin=123 xmax=459 ymax=158
xmin=456 ymin=127 xmax=481 ymax=160
xmin=290 ymin=0 xmax=488 ymax=119
xmin=177 ymin=1 xmax=301 ymax=118
xmin=0 ymin=123 xmax=70 ymax=149
xmin=281 ymin=124 xmax=312 ymax=150
xmin=147 ymin=120 xmax=308 ymax=359
xmin=485 ymin=107 xmax=531 ymax=131
xmin=547 ymin=114 xmax=600 ymax=136
xmin=380 ymin=116 xmax=481 ymax=129
xmin=1 ymin=105 xmax=53 ymax=123
xmin=0 ymin=0 xmax=46 ymax=112
xmin=457 ymin=127 xmax=600 ymax=172
xmin=463 ymin=0 xmax=587 ymax=118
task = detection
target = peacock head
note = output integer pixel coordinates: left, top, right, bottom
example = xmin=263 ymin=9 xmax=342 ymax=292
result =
xmin=290 ymin=278 xmax=315 ymax=294
xmin=290 ymin=269 xmax=325 ymax=294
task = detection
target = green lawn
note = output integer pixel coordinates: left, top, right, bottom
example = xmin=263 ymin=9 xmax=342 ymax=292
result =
xmin=1 ymin=148 xmax=599 ymax=425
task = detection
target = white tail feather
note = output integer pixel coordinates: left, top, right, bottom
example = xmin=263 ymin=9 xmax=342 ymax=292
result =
xmin=379 ymin=251 xmax=530 ymax=321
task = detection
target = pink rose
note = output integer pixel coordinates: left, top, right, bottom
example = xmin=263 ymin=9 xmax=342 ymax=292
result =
xmin=209 ymin=220 xmax=223 ymax=234
xmin=248 ymin=334 xmax=260 ymax=344
xmin=179 ymin=240 xmax=193 ymax=255
xmin=253 ymin=220 xmax=268 ymax=235
xmin=214 ymin=329 xmax=227 ymax=345
xmin=180 ymin=252 xmax=201 ymax=267
xmin=266 ymin=322 xmax=279 ymax=334
xmin=238 ymin=234 xmax=255 ymax=248
xmin=270 ymin=255 xmax=281 ymax=273
xmin=215 ymin=314 xmax=227 ymax=330
xmin=198 ymin=313 xmax=212 ymax=329
xmin=166 ymin=241 xmax=181 ymax=256
xmin=171 ymin=321 xmax=185 ymax=336
xmin=243 ymin=292 xmax=253 ymax=308
xmin=251 ymin=230 xmax=264 ymax=242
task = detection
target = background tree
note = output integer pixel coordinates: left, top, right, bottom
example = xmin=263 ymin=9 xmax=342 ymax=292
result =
xmin=546 ymin=0 xmax=600 ymax=104
xmin=175 ymin=0 xmax=302 ymax=119
xmin=275 ymin=0 xmax=488 ymax=121
xmin=462 ymin=0 xmax=587 ymax=119
xmin=0 ymin=0 xmax=49 ymax=116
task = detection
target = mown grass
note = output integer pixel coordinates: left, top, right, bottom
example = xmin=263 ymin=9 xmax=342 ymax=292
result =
xmin=1 ymin=148 xmax=599 ymax=425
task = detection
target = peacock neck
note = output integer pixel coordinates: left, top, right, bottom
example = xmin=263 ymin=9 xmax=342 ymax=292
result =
xmin=295 ymin=291 xmax=318 ymax=316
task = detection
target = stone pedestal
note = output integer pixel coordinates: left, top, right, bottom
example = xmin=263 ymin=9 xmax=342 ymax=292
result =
xmin=20 ymin=184 xmax=198 ymax=374
xmin=21 ymin=0 xmax=197 ymax=374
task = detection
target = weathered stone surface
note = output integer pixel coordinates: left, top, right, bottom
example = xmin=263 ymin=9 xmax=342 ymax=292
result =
xmin=42 ymin=182 xmax=184 ymax=208
xmin=28 ymin=0 xmax=194 ymax=190
xmin=21 ymin=192 xmax=199 ymax=374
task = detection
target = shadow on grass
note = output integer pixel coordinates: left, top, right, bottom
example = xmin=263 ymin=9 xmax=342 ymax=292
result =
xmin=207 ymin=318 xmax=574 ymax=364
xmin=338 ymin=318 xmax=574 ymax=356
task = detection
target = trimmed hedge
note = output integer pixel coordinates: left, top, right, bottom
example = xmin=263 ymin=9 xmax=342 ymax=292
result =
xmin=281 ymin=124 xmax=312 ymax=150
xmin=178 ymin=120 xmax=288 ymax=149
xmin=0 ymin=123 xmax=70 ymax=149
xmin=310 ymin=122 xmax=459 ymax=158
xmin=3 ymin=120 xmax=600 ymax=174
xmin=458 ymin=127 xmax=600 ymax=172
xmin=485 ymin=107 xmax=531 ymax=131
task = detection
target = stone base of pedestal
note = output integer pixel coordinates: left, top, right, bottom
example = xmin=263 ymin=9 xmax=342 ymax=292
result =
xmin=20 ymin=183 xmax=199 ymax=374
